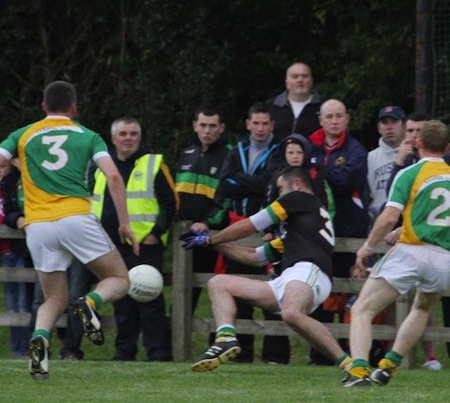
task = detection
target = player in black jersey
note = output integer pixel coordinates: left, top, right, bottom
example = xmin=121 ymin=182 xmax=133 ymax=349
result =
xmin=181 ymin=166 xmax=352 ymax=376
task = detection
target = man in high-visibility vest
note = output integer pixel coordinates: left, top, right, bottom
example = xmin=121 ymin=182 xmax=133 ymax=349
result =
xmin=91 ymin=116 xmax=178 ymax=362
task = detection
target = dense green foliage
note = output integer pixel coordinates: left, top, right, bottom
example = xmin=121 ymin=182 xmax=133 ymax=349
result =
xmin=0 ymin=0 xmax=416 ymax=163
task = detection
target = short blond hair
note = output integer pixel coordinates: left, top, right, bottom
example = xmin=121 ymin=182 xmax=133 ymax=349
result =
xmin=420 ymin=120 xmax=449 ymax=153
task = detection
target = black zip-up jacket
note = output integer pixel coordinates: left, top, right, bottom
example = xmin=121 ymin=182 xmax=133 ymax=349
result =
xmin=174 ymin=134 xmax=231 ymax=228
xmin=267 ymin=90 xmax=321 ymax=141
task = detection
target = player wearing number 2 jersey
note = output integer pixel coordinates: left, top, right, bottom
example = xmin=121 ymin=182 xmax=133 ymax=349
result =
xmin=0 ymin=81 xmax=138 ymax=380
xmin=344 ymin=120 xmax=450 ymax=387
xmin=388 ymin=159 xmax=450 ymax=249
xmin=180 ymin=166 xmax=353 ymax=376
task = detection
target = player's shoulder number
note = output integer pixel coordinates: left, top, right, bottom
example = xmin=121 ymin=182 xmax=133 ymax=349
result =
xmin=41 ymin=135 xmax=68 ymax=170
xmin=427 ymin=186 xmax=450 ymax=227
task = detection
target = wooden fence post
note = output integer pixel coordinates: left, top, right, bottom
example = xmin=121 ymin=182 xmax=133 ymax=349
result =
xmin=171 ymin=221 xmax=193 ymax=361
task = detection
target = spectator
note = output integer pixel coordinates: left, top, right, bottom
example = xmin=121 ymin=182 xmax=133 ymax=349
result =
xmin=308 ymin=99 xmax=369 ymax=365
xmin=267 ymin=62 xmax=321 ymax=141
xmin=384 ymin=111 xmax=424 ymax=192
xmin=266 ymin=133 xmax=334 ymax=216
xmin=1 ymin=160 xmax=32 ymax=358
xmin=174 ymin=105 xmax=231 ymax=312
xmin=367 ymin=106 xmax=406 ymax=222
xmin=181 ymin=166 xmax=352 ymax=377
xmin=215 ymin=102 xmax=288 ymax=364
xmin=91 ymin=116 xmax=178 ymax=361
xmin=346 ymin=120 xmax=450 ymax=387
xmin=0 ymin=80 xmax=138 ymax=380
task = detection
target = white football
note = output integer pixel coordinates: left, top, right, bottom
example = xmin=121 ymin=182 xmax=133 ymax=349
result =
xmin=128 ymin=264 xmax=163 ymax=303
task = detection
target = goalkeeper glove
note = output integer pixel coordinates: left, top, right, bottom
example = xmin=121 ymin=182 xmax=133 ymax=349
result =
xmin=180 ymin=231 xmax=211 ymax=249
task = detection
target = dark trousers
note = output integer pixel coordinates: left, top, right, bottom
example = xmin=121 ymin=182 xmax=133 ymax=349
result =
xmin=225 ymin=258 xmax=290 ymax=364
xmin=191 ymin=247 xmax=219 ymax=313
xmin=113 ymin=244 xmax=172 ymax=361
xmin=60 ymin=259 xmax=96 ymax=359
xmin=442 ymin=296 xmax=450 ymax=357
xmin=190 ymin=247 xmax=218 ymax=346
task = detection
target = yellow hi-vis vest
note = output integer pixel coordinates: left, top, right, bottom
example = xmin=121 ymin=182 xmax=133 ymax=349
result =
xmin=91 ymin=154 xmax=168 ymax=245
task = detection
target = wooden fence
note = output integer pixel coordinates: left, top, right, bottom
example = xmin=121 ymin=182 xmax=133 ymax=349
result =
xmin=1 ymin=223 xmax=450 ymax=369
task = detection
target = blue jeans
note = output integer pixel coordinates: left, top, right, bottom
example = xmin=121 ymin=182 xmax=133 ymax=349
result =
xmin=2 ymin=252 xmax=32 ymax=356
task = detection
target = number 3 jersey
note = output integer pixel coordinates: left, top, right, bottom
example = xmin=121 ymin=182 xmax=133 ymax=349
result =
xmin=387 ymin=157 xmax=450 ymax=249
xmin=250 ymin=190 xmax=335 ymax=279
xmin=0 ymin=116 xmax=109 ymax=224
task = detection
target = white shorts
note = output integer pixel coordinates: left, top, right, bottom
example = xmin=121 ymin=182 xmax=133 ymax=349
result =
xmin=370 ymin=243 xmax=450 ymax=294
xmin=267 ymin=262 xmax=332 ymax=314
xmin=25 ymin=214 xmax=116 ymax=273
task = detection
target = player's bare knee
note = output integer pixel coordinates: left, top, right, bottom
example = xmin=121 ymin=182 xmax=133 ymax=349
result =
xmin=350 ymin=298 xmax=373 ymax=319
xmin=207 ymin=274 xmax=228 ymax=290
xmin=45 ymin=295 xmax=69 ymax=314
xmin=281 ymin=305 xmax=306 ymax=328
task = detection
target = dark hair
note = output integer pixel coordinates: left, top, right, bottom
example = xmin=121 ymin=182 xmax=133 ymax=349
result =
xmin=407 ymin=111 xmax=428 ymax=122
xmin=421 ymin=120 xmax=450 ymax=153
xmin=277 ymin=166 xmax=313 ymax=191
xmin=193 ymin=105 xmax=224 ymax=123
xmin=43 ymin=81 xmax=77 ymax=113
xmin=111 ymin=116 xmax=141 ymax=135
xmin=248 ymin=102 xmax=273 ymax=120
xmin=280 ymin=133 xmax=312 ymax=169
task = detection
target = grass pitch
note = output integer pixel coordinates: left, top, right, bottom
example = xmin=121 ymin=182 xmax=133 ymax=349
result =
xmin=2 ymin=359 xmax=450 ymax=402
xmin=1 ymin=285 xmax=450 ymax=402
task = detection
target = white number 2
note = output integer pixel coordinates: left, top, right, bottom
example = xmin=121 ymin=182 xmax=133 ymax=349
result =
xmin=427 ymin=187 xmax=450 ymax=226
xmin=41 ymin=135 xmax=68 ymax=170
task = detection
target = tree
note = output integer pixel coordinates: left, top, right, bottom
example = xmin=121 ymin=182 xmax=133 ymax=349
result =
xmin=0 ymin=0 xmax=416 ymax=163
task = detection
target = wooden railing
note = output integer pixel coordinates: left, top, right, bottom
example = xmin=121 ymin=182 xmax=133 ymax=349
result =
xmin=1 ymin=223 xmax=450 ymax=369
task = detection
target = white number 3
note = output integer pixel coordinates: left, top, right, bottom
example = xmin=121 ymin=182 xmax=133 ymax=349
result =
xmin=41 ymin=135 xmax=68 ymax=170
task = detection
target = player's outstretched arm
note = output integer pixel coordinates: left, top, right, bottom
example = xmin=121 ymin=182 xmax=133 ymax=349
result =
xmin=215 ymin=243 xmax=262 ymax=267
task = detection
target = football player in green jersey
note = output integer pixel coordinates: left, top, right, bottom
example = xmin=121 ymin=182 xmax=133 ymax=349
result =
xmin=345 ymin=120 xmax=450 ymax=387
xmin=0 ymin=81 xmax=138 ymax=379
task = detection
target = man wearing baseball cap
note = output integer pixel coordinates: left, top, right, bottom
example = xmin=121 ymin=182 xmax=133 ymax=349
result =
xmin=367 ymin=106 xmax=406 ymax=223
xmin=377 ymin=105 xmax=406 ymax=122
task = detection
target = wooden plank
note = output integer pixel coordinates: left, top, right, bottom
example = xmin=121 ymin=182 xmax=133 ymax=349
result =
xmin=0 ymin=267 xmax=36 ymax=283
xmin=193 ymin=318 xmax=450 ymax=342
xmin=0 ymin=225 xmax=25 ymax=239
xmin=208 ymin=227 xmax=391 ymax=254
xmin=0 ymin=312 xmax=117 ymax=328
